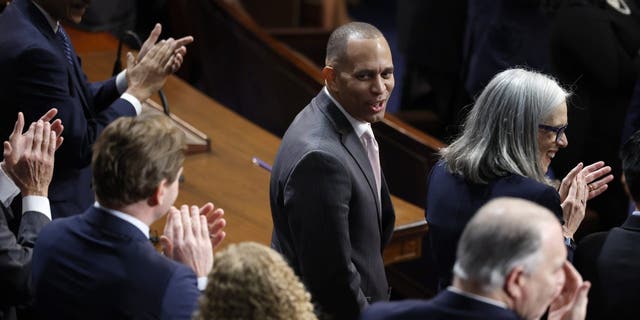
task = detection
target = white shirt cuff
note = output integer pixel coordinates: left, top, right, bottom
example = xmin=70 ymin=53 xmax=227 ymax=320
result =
xmin=197 ymin=276 xmax=208 ymax=291
xmin=121 ymin=92 xmax=142 ymax=115
xmin=116 ymin=70 xmax=128 ymax=94
xmin=0 ymin=164 xmax=20 ymax=207
xmin=22 ymin=195 xmax=51 ymax=220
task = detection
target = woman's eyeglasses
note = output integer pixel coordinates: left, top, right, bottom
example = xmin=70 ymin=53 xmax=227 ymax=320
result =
xmin=538 ymin=124 xmax=568 ymax=143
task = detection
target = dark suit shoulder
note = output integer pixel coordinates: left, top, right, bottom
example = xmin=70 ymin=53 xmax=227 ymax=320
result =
xmin=361 ymin=291 xmax=521 ymax=320
xmin=361 ymin=300 xmax=431 ymax=320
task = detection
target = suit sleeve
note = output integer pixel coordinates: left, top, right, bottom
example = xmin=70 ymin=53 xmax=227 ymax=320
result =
xmin=16 ymin=46 xmax=136 ymax=169
xmin=284 ymin=150 xmax=367 ymax=317
xmin=161 ymin=266 xmax=200 ymax=320
xmin=0 ymin=205 xmax=49 ymax=305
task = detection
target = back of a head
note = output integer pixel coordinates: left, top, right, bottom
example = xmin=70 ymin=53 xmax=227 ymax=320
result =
xmin=196 ymin=242 xmax=317 ymax=320
xmin=325 ymin=21 xmax=384 ymax=67
xmin=92 ymin=114 xmax=186 ymax=209
xmin=622 ymin=130 xmax=640 ymax=203
xmin=453 ymin=198 xmax=557 ymax=292
xmin=442 ymin=68 xmax=569 ymax=184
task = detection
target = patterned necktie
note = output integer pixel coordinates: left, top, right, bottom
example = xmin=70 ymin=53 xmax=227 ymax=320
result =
xmin=362 ymin=129 xmax=381 ymax=201
xmin=55 ymin=26 xmax=73 ymax=66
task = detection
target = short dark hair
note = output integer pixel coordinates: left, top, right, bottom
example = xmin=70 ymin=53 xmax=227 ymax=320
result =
xmin=622 ymin=130 xmax=640 ymax=203
xmin=92 ymin=114 xmax=186 ymax=209
xmin=325 ymin=22 xmax=384 ymax=67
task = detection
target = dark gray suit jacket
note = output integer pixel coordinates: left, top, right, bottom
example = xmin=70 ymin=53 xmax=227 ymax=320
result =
xmin=270 ymin=90 xmax=396 ymax=319
xmin=0 ymin=202 xmax=49 ymax=320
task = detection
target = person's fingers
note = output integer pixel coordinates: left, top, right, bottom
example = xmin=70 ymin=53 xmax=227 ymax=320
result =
xmin=38 ymin=108 xmax=58 ymax=122
xmin=50 ymin=118 xmax=64 ymax=137
xmin=137 ymin=23 xmax=162 ymax=61
xmin=126 ymin=51 xmax=136 ymax=69
xmin=23 ymin=122 xmax=35 ymax=152
xmin=158 ymin=38 xmax=177 ymax=67
xmin=11 ymin=112 xmax=25 ymax=138
xmin=32 ymin=121 xmax=45 ymax=154
xmin=180 ymin=204 xmax=192 ymax=238
xmin=159 ymin=235 xmax=174 ymax=258
xmin=55 ymin=136 xmax=64 ymax=151
xmin=174 ymin=45 xmax=187 ymax=57
xmin=163 ymin=207 xmax=177 ymax=237
xmin=583 ymin=163 xmax=609 ymax=182
xmin=211 ymin=230 xmax=226 ymax=248
xmin=41 ymin=122 xmax=51 ymax=155
xmin=47 ymin=131 xmax=56 ymax=158
xmin=3 ymin=141 xmax=11 ymax=159
xmin=189 ymin=205 xmax=200 ymax=237
xmin=146 ymin=39 xmax=167 ymax=62
xmin=199 ymin=202 xmax=214 ymax=216
xmin=559 ymin=162 xmax=583 ymax=200
xmin=164 ymin=55 xmax=176 ymax=74
xmin=200 ymin=215 xmax=209 ymax=240
xmin=207 ymin=208 xmax=224 ymax=228
xmin=174 ymin=35 xmax=194 ymax=48
xmin=144 ymin=23 xmax=162 ymax=47
xmin=589 ymin=183 xmax=609 ymax=199
xmin=173 ymin=206 xmax=185 ymax=243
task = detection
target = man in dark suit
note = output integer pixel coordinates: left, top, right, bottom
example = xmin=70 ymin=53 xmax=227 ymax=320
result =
xmin=31 ymin=114 xmax=226 ymax=319
xmin=0 ymin=110 xmax=59 ymax=320
xmin=270 ymin=22 xmax=396 ymax=319
xmin=574 ymin=129 xmax=640 ymax=319
xmin=0 ymin=0 xmax=193 ymax=218
xmin=362 ymin=198 xmax=590 ymax=320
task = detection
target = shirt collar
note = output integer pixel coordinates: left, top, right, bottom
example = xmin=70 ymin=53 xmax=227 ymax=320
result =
xmin=447 ymin=286 xmax=509 ymax=309
xmin=94 ymin=202 xmax=150 ymax=239
xmin=31 ymin=0 xmax=59 ymax=32
xmin=324 ymin=86 xmax=372 ymax=139
xmin=632 ymin=210 xmax=640 ymax=216
xmin=0 ymin=163 xmax=20 ymax=207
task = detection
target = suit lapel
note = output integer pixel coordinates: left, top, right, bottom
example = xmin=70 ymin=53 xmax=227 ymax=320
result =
xmin=314 ymin=91 xmax=383 ymax=219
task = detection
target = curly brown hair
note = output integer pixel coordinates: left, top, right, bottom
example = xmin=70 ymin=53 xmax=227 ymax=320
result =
xmin=194 ymin=242 xmax=317 ymax=320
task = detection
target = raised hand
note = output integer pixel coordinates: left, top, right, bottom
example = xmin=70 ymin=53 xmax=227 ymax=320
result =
xmin=559 ymin=161 xmax=613 ymax=202
xmin=2 ymin=113 xmax=57 ymax=196
xmin=160 ymin=204 xmax=214 ymax=277
xmin=548 ymin=262 xmax=591 ymax=320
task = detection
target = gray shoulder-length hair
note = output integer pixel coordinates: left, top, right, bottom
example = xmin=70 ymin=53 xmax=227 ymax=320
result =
xmin=442 ymin=68 xmax=569 ymax=184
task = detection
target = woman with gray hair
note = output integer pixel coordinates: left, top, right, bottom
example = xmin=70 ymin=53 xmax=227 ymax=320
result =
xmin=425 ymin=68 xmax=613 ymax=291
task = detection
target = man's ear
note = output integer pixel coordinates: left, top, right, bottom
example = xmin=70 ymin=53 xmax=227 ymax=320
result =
xmin=148 ymin=179 xmax=167 ymax=206
xmin=621 ymin=173 xmax=632 ymax=199
xmin=322 ymin=66 xmax=337 ymax=90
xmin=504 ymin=266 xmax=526 ymax=300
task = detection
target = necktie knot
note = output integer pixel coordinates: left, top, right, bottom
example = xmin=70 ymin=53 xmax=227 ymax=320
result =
xmin=56 ymin=26 xmax=73 ymax=66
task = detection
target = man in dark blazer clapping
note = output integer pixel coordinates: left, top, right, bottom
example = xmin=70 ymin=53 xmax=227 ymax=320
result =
xmin=0 ymin=0 xmax=193 ymax=218
xmin=270 ymin=22 xmax=396 ymax=319
xmin=31 ymin=114 xmax=226 ymax=319
xmin=362 ymin=198 xmax=590 ymax=320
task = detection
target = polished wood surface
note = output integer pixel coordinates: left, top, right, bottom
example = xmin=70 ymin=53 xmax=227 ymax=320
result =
xmin=71 ymin=29 xmax=427 ymax=262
